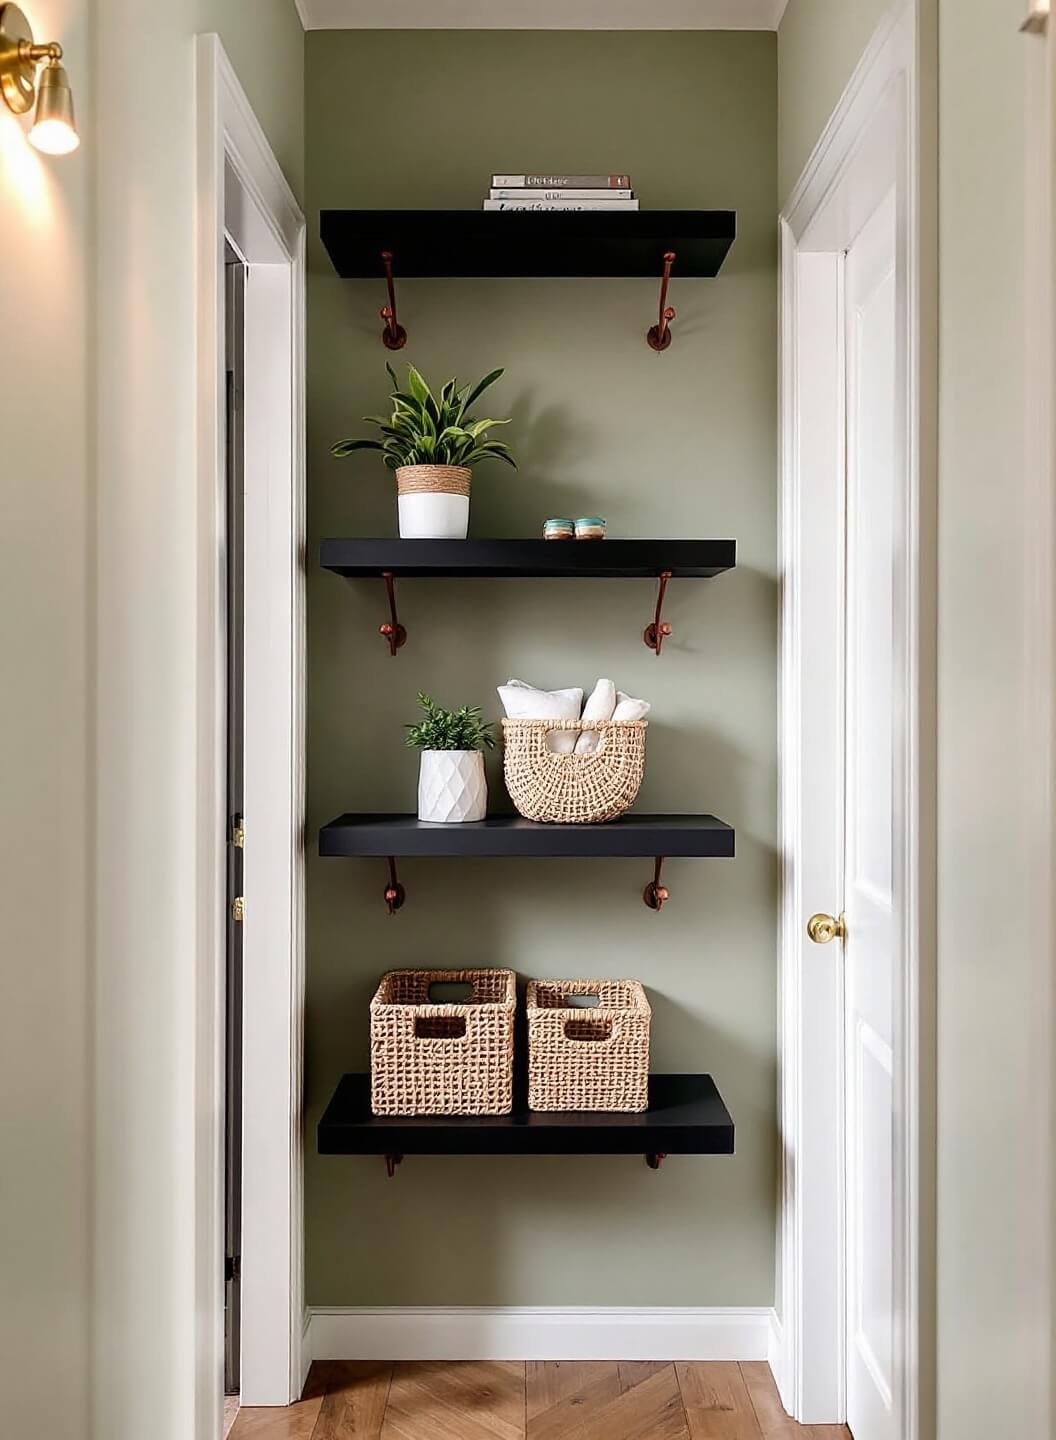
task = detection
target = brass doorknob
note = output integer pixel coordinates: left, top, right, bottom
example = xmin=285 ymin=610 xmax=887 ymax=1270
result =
xmin=807 ymin=912 xmax=846 ymax=944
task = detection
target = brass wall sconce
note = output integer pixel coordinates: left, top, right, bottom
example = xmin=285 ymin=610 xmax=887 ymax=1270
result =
xmin=0 ymin=3 xmax=78 ymax=153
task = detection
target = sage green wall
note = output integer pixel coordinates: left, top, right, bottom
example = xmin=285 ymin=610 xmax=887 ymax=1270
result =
xmin=777 ymin=0 xmax=889 ymax=203
xmin=197 ymin=0 xmax=305 ymax=202
xmin=305 ymin=29 xmax=777 ymax=1306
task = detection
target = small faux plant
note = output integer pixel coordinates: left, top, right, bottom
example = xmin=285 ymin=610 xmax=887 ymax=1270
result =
xmin=405 ymin=692 xmax=495 ymax=752
xmin=331 ymin=363 xmax=517 ymax=471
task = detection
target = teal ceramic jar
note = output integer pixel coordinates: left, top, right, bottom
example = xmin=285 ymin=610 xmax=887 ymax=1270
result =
xmin=543 ymin=517 xmax=575 ymax=540
xmin=574 ymin=516 xmax=607 ymax=540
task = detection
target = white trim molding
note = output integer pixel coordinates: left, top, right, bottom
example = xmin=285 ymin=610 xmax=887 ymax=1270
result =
xmin=777 ymin=2 xmax=929 ymax=1434
xmin=305 ymin=1307 xmax=779 ymax=1363
xmin=295 ymin=0 xmax=788 ymax=30
xmin=196 ymin=33 xmax=307 ymax=1415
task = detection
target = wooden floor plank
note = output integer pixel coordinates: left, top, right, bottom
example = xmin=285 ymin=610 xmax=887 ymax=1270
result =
xmin=618 ymin=1361 xmax=672 ymax=1392
xmin=228 ymin=1389 xmax=325 ymax=1440
xmin=739 ymin=1363 xmax=789 ymax=1436
xmin=739 ymin=1364 xmax=852 ymax=1440
xmin=526 ymin=1362 xmax=622 ymax=1439
xmin=529 ymin=1364 xmax=690 ymax=1440
xmin=311 ymin=1361 xmax=392 ymax=1439
xmin=381 ymin=1361 xmax=525 ymax=1440
xmin=230 ymin=1359 xmax=847 ymax=1440
xmin=676 ymin=1363 xmax=763 ymax=1440
xmin=524 ymin=1365 xmax=616 ymax=1422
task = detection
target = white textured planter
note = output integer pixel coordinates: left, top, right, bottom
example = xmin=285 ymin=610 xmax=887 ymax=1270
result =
xmin=396 ymin=465 xmax=471 ymax=540
xmin=417 ymin=750 xmax=487 ymax=823
xmin=397 ymin=491 xmax=469 ymax=539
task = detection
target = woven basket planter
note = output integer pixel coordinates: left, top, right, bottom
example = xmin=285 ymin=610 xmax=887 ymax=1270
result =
xmin=370 ymin=967 xmax=515 ymax=1116
xmin=526 ymin=979 xmax=651 ymax=1113
xmin=395 ymin=464 xmax=471 ymax=539
xmin=502 ymin=719 xmax=647 ymax=824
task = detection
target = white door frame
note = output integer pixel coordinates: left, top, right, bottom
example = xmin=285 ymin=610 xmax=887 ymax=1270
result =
xmin=196 ymin=35 xmax=307 ymax=1422
xmin=775 ymin=4 xmax=932 ymax=1432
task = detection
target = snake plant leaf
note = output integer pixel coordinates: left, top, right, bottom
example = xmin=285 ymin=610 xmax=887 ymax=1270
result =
xmin=462 ymin=416 xmax=510 ymax=439
xmin=458 ymin=368 xmax=504 ymax=419
xmin=406 ymin=364 xmax=442 ymax=426
xmin=336 ymin=365 xmax=516 ymax=474
xmin=466 ymin=441 xmax=517 ymax=468
xmin=331 ymin=437 xmax=386 ymax=457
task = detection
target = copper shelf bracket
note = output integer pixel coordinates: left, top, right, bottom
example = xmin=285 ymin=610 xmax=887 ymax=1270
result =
xmin=379 ymin=570 xmax=407 ymax=656
xmin=383 ymin=856 xmax=406 ymax=916
xmin=643 ymin=570 xmax=673 ymax=655
xmin=646 ymin=251 xmax=677 ymax=352
xmin=380 ymin=250 xmax=407 ymax=350
xmin=643 ymin=856 xmax=670 ymax=911
xmin=645 ymin=1152 xmax=667 ymax=1170
xmin=384 ymin=1153 xmax=404 ymax=1178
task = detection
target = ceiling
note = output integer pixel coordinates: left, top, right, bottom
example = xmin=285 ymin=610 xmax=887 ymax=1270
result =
xmin=295 ymin=0 xmax=789 ymax=30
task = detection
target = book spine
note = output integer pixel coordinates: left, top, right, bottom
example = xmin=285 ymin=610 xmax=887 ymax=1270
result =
xmin=491 ymin=173 xmax=631 ymax=189
xmin=490 ymin=188 xmax=634 ymax=201
xmin=483 ymin=200 xmax=640 ymax=211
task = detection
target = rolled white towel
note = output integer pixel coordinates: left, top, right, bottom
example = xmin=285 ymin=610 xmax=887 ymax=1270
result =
xmin=611 ymin=690 xmax=651 ymax=722
xmin=497 ymin=680 xmax=584 ymax=753
xmin=574 ymin=678 xmax=618 ymax=755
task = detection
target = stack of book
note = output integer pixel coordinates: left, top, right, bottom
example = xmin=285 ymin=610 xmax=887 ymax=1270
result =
xmin=484 ymin=174 xmax=638 ymax=212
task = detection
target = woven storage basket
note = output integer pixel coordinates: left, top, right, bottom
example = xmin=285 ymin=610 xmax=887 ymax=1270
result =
xmin=370 ymin=968 xmax=516 ymax=1116
xmin=502 ymin=719 xmax=647 ymax=824
xmin=526 ymin=979 xmax=651 ymax=1112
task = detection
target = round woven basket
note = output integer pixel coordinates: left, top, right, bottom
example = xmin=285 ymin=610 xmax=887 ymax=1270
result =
xmin=502 ymin=719 xmax=647 ymax=824
xmin=395 ymin=464 xmax=471 ymax=497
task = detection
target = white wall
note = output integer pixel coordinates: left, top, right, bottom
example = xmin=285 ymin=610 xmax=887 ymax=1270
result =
xmin=936 ymin=4 xmax=1054 ymax=1438
xmin=780 ymin=3 xmax=1056 ymax=1436
xmin=0 ymin=2 xmax=91 ymax=1434
xmin=92 ymin=6 xmax=302 ymax=1436
xmin=1 ymin=2 xmax=300 ymax=1436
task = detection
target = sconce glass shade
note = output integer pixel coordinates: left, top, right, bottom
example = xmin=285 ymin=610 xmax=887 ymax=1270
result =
xmin=28 ymin=59 xmax=77 ymax=153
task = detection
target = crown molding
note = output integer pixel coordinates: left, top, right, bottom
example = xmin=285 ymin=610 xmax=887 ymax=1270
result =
xmin=294 ymin=0 xmax=788 ymax=31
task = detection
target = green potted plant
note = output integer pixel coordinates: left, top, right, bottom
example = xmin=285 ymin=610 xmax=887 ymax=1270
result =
xmin=406 ymin=692 xmax=495 ymax=823
xmin=331 ymin=364 xmax=516 ymax=539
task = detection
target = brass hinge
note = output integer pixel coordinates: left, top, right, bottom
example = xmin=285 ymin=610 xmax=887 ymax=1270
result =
xmin=232 ymin=818 xmax=245 ymax=849
xmin=232 ymin=896 xmax=245 ymax=922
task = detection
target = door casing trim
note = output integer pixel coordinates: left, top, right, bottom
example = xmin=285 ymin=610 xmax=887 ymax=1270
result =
xmin=196 ymin=33 xmax=307 ymax=1420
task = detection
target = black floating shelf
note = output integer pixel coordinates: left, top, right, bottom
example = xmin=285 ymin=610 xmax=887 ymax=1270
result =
xmin=318 ymin=1073 xmax=734 ymax=1165
xmin=319 ymin=813 xmax=735 ymax=860
xmin=322 ymin=539 xmax=735 ymax=656
xmin=320 ymin=538 xmax=736 ymax=580
xmin=320 ymin=210 xmax=736 ymax=279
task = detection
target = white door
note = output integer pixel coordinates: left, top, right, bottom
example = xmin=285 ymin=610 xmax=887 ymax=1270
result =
xmin=842 ymin=189 xmax=899 ymax=1440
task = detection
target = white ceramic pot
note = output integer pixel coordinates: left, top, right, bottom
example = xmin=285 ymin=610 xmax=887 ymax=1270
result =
xmin=396 ymin=464 xmax=471 ymax=540
xmin=417 ymin=750 xmax=487 ymax=823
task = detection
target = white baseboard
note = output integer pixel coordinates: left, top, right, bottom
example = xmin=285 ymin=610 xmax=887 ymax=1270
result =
xmin=305 ymin=1306 xmax=778 ymax=1363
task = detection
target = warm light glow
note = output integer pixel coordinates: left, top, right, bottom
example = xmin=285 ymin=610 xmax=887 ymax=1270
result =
xmin=0 ymin=108 xmax=49 ymax=219
xmin=27 ymin=116 xmax=78 ymax=154
xmin=1022 ymin=0 xmax=1050 ymax=28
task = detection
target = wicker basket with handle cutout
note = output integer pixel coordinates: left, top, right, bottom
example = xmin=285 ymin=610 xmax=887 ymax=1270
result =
xmin=370 ymin=967 xmax=516 ymax=1116
xmin=526 ymin=979 xmax=651 ymax=1113
xmin=501 ymin=719 xmax=647 ymax=824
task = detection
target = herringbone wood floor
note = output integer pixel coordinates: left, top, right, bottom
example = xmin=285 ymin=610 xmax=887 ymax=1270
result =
xmin=227 ymin=1361 xmax=852 ymax=1439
